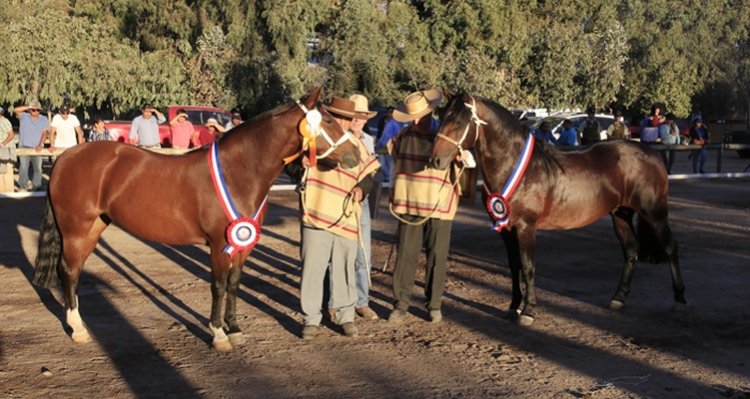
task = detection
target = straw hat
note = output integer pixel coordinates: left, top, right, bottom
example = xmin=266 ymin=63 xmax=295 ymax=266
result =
xmin=348 ymin=94 xmax=376 ymax=119
xmin=392 ymin=89 xmax=443 ymax=122
xmin=322 ymin=96 xmax=362 ymax=120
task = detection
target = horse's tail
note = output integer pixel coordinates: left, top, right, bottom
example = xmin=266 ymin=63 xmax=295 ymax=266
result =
xmin=33 ymin=197 xmax=62 ymax=288
xmin=636 ymin=215 xmax=668 ymax=264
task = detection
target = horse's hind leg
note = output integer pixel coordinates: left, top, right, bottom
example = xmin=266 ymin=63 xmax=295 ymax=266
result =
xmin=224 ymin=257 xmax=246 ymax=346
xmin=609 ymin=209 xmax=638 ymax=310
xmin=649 ymin=217 xmax=687 ymax=307
xmin=60 ymin=218 xmax=108 ymax=343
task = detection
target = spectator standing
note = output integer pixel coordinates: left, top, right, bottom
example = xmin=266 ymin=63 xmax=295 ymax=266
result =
xmin=342 ymin=93 xmax=379 ymax=320
xmin=88 ymin=118 xmax=115 ymax=141
xmin=0 ymin=107 xmax=14 ymax=148
xmin=606 ymin=111 xmax=629 ymax=140
xmin=169 ymin=109 xmax=196 ymax=149
xmin=532 ymin=121 xmax=558 ymax=145
xmin=375 ymin=108 xmax=406 ymax=183
xmin=289 ymin=96 xmax=380 ymax=339
xmin=387 ymin=89 xmax=459 ymax=324
xmin=203 ymin=118 xmax=226 ymax=144
xmin=557 ymin=119 xmax=579 ymax=146
xmin=578 ymin=108 xmax=601 ymax=145
xmin=224 ymin=110 xmax=243 ymax=132
xmin=48 ymin=105 xmax=85 ymax=150
xmin=660 ymin=113 xmax=680 ymax=174
xmin=689 ymin=118 xmax=709 ymax=174
xmin=129 ymin=104 xmax=165 ymax=148
xmin=640 ymin=104 xmax=664 ymax=143
xmin=0 ymin=107 xmax=16 ymax=188
xmin=14 ymin=100 xmax=49 ymax=191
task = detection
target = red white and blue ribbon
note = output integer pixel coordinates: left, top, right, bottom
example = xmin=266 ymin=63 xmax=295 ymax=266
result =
xmin=485 ymin=134 xmax=535 ymax=232
xmin=208 ymin=142 xmax=267 ymax=256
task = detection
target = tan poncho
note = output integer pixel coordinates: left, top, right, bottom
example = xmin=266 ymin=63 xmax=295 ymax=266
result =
xmin=389 ymin=128 xmax=459 ymax=221
xmin=302 ymin=146 xmax=380 ymax=241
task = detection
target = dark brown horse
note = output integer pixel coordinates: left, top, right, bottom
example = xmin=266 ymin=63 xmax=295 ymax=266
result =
xmin=431 ymin=93 xmax=686 ymax=325
xmin=32 ymin=88 xmax=360 ymax=350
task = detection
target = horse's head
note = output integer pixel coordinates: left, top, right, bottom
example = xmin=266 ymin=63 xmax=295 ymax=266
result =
xmin=430 ymin=92 xmax=481 ymax=170
xmin=297 ymin=88 xmax=361 ymax=169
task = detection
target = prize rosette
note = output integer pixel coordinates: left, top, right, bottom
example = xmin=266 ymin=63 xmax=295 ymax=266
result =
xmin=486 ymin=193 xmax=510 ymax=224
xmin=226 ymin=217 xmax=261 ymax=252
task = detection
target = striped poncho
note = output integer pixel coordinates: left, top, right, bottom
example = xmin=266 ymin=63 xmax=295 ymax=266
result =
xmin=389 ymin=127 xmax=460 ymax=221
xmin=302 ymin=143 xmax=380 ymax=241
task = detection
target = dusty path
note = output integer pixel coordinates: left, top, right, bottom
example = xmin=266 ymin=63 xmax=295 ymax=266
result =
xmin=1 ymin=178 xmax=749 ymax=398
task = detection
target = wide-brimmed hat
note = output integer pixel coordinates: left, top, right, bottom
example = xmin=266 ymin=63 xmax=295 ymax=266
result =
xmin=392 ymin=89 xmax=443 ymax=122
xmin=323 ymin=96 xmax=364 ymax=120
xmin=348 ymin=94 xmax=376 ymax=119
xmin=28 ymin=100 xmax=42 ymax=110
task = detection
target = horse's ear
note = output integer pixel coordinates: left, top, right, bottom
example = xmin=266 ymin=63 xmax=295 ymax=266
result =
xmin=303 ymin=87 xmax=322 ymax=109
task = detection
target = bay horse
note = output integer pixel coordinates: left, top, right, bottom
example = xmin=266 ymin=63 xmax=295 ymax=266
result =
xmin=430 ymin=93 xmax=686 ymax=326
xmin=32 ymin=88 xmax=361 ymax=351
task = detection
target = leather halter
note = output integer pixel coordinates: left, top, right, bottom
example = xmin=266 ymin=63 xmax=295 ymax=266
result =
xmin=435 ymin=96 xmax=487 ymax=150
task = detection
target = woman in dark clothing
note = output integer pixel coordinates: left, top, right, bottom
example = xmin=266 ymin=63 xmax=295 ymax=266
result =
xmin=689 ymin=118 xmax=709 ymax=173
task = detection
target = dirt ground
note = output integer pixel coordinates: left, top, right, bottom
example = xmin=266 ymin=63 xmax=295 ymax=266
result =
xmin=1 ymin=170 xmax=749 ymax=398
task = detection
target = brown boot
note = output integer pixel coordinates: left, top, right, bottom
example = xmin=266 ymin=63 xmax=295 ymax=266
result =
xmin=356 ymin=306 xmax=379 ymax=320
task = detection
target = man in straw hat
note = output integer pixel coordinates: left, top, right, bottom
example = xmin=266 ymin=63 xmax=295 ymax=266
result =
xmin=287 ymin=95 xmax=380 ymax=339
xmin=14 ymin=100 xmax=49 ymax=191
xmin=386 ymin=89 xmax=459 ymax=324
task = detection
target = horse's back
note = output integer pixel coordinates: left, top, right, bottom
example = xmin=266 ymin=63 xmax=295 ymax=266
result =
xmin=49 ymin=142 xmax=211 ymax=244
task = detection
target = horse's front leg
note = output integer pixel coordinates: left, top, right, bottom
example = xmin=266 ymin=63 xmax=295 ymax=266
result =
xmin=223 ymin=255 xmax=247 ymax=346
xmin=516 ymin=227 xmax=538 ymax=326
xmin=209 ymin=249 xmax=233 ymax=352
xmin=501 ymin=230 xmax=523 ymax=319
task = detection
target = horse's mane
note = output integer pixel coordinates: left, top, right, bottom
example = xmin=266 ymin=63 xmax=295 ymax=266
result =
xmin=472 ymin=96 xmax=565 ymax=177
xmin=219 ymin=102 xmax=297 ymax=142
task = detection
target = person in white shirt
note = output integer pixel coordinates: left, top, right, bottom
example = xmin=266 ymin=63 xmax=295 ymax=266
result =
xmin=48 ymin=105 xmax=84 ymax=150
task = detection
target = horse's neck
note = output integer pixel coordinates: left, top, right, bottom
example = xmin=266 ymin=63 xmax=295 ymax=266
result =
xmin=478 ymin=125 xmax=528 ymax=193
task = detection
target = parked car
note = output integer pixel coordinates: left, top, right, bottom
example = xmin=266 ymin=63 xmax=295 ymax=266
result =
xmin=103 ymin=105 xmax=232 ymax=147
xmin=511 ymin=108 xmax=549 ymax=120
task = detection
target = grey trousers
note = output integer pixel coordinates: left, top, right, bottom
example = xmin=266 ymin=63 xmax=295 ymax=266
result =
xmin=392 ymin=216 xmax=453 ymax=312
xmin=300 ymin=225 xmax=357 ymax=326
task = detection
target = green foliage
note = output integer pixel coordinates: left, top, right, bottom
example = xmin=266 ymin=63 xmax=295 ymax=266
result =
xmin=0 ymin=0 xmax=748 ymax=122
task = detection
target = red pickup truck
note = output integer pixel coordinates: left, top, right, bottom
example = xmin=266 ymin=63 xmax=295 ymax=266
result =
xmin=105 ymin=105 xmax=232 ymax=147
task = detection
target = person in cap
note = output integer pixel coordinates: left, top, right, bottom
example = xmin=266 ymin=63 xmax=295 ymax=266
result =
xmin=386 ymin=89 xmax=458 ymax=324
xmin=204 ymin=117 xmax=226 ymax=142
xmin=578 ymin=106 xmax=602 ymax=145
xmin=129 ymin=104 xmax=166 ymax=148
xmin=224 ymin=109 xmax=243 ymax=132
xmin=287 ymin=96 xmax=379 ymax=339
xmin=14 ymin=100 xmax=49 ymax=191
xmin=606 ymin=110 xmax=629 ymax=140
xmin=48 ymin=105 xmax=84 ymax=150
xmin=169 ymin=108 xmax=197 ymax=149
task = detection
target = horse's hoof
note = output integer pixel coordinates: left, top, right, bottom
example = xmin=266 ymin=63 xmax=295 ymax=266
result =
xmin=609 ymin=299 xmax=625 ymax=310
xmin=71 ymin=331 xmax=92 ymax=344
xmin=672 ymin=301 xmax=688 ymax=311
xmin=212 ymin=338 xmax=233 ymax=352
xmin=504 ymin=309 xmax=521 ymax=320
xmin=228 ymin=332 xmax=245 ymax=346
xmin=518 ymin=314 xmax=534 ymax=327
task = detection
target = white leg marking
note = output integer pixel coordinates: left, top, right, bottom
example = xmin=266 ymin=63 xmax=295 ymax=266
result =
xmin=67 ymin=304 xmax=92 ymax=343
xmin=209 ymin=323 xmax=233 ymax=352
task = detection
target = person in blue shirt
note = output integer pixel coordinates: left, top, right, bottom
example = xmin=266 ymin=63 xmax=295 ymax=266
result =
xmin=375 ymin=108 xmax=406 ymax=182
xmin=14 ymin=100 xmax=49 ymax=191
xmin=557 ymin=119 xmax=578 ymax=146
xmin=533 ymin=121 xmax=558 ymax=145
